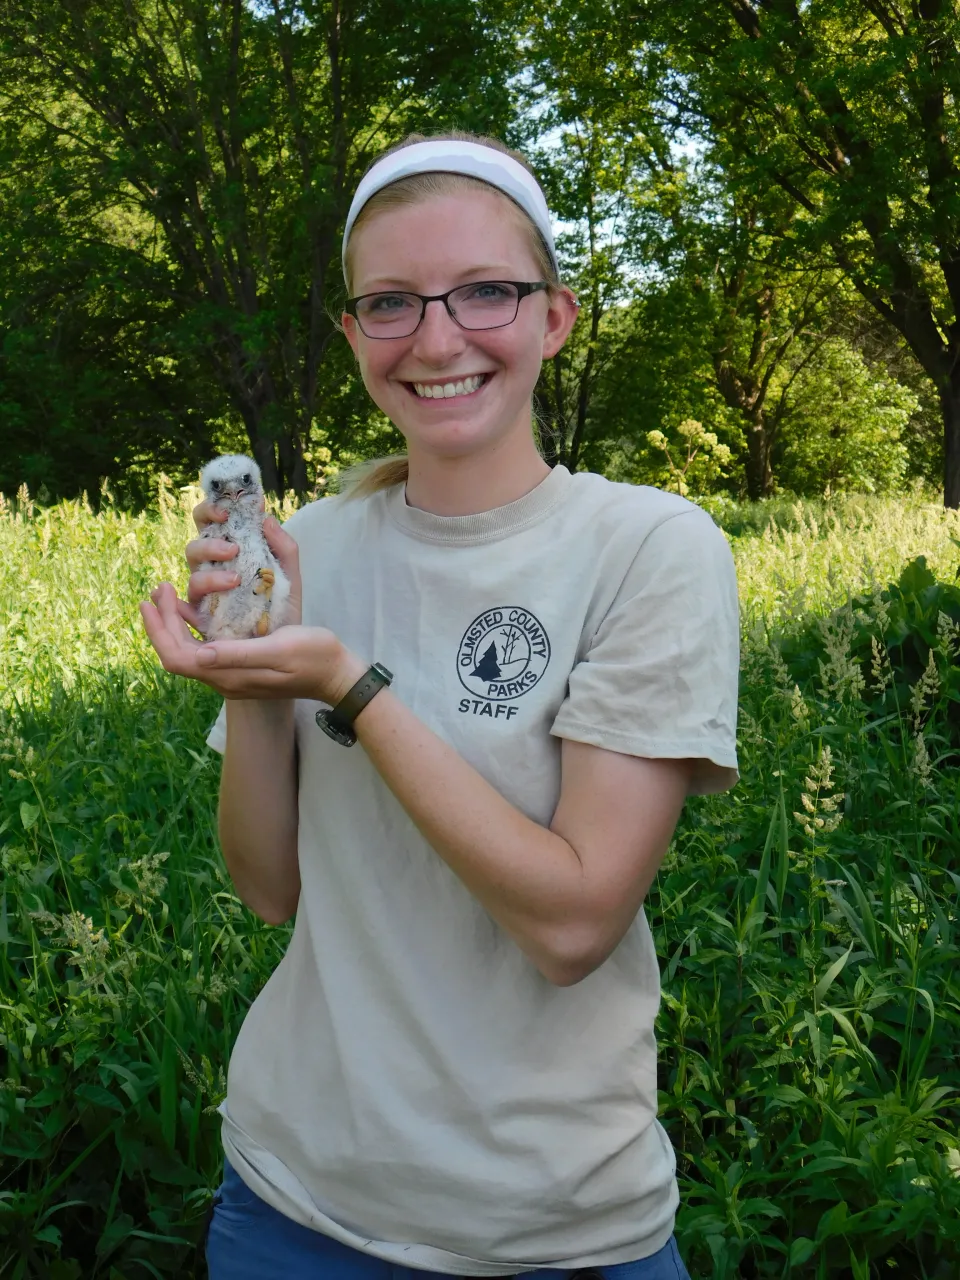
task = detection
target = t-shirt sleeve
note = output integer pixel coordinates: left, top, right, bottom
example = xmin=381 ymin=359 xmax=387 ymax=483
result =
xmin=550 ymin=507 xmax=740 ymax=795
xmin=207 ymin=702 xmax=227 ymax=755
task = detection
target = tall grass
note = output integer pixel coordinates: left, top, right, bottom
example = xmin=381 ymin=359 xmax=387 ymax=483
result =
xmin=1 ymin=480 xmax=959 ymax=1279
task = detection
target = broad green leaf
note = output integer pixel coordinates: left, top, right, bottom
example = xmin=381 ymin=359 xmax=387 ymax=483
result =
xmin=74 ymin=1084 xmax=124 ymax=1113
xmin=790 ymin=1237 xmax=817 ymax=1265
xmin=19 ymin=801 xmax=40 ymax=831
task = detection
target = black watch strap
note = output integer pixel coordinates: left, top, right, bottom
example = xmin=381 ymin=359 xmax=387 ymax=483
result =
xmin=315 ymin=663 xmax=393 ymax=747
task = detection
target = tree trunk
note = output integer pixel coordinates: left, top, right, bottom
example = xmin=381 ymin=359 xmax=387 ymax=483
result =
xmin=537 ymin=354 xmax=566 ymax=467
xmin=941 ymin=382 xmax=960 ymax=508
xmin=567 ymin=294 xmax=602 ymax=473
xmin=248 ymin=430 xmax=280 ymax=496
xmin=277 ymin=430 xmax=308 ymax=494
xmin=744 ymin=406 xmax=774 ymax=501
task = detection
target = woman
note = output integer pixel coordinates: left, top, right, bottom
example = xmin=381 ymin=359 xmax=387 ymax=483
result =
xmin=141 ymin=132 xmax=740 ymax=1280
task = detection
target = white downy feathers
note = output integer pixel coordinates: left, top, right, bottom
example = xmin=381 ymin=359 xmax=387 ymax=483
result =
xmin=195 ymin=455 xmax=292 ymax=641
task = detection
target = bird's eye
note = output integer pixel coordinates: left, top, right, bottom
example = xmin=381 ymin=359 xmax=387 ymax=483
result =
xmin=242 ymin=473 xmax=251 ymax=485
xmin=211 ymin=480 xmax=221 ymax=491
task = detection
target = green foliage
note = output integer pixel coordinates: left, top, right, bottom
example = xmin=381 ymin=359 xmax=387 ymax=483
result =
xmin=654 ymin=521 xmax=960 ymax=1277
xmin=0 ymin=0 xmax=944 ymax=506
xmin=778 ymin=554 xmax=960 ymax=755
xmin=3 ymin=487 xmax=960 ymax=1277
xmin=651 ymin=0 xmax=960 ymax=503
xmin=646 ymin=418 xmax=733 ymax=497
xmin=0 ymin=483 xmax=294 ymax=1277
xmin=0 ymin=0 xmax=521 ymax=498
xmin=774 ymin=339 xmax=918 ymax=497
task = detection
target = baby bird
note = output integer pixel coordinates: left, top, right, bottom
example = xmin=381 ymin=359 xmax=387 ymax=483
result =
xmin=195 ymin=455 xmax=292 ymax=641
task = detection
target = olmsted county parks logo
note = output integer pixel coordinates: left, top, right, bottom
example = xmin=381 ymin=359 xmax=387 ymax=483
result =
xmin=457 ymin=606 xmax=551 ymax=701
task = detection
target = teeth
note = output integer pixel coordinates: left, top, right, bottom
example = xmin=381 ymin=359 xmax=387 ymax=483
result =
xmin=414 ymin=375 xmax=484 ymax=399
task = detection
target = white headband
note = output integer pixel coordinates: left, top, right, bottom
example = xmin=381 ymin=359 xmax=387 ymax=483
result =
xmin=342 ymin=140 xmax=558 ymax=283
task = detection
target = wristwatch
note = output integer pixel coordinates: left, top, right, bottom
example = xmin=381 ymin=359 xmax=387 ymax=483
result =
xmin=315 ymin=663 xmax=393 ymax=747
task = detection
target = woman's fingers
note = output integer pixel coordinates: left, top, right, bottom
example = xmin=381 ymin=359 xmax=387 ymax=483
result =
xmin=187 ymin=568 xmax=242 ymax=605
xmin=196 ymin=636 xmax=279 ymax=669
xmin=192 ymin=500 xmax=228 ymax=531
xmin=140 ymin=599 xmax=189 ymax=673
xmin=263 ymin=517 xmax=299 ymax=568
xmin=185 ymin=536 xmax=238 ymax=570
xmin=141 ymin=584 xmax=298 ymax=695
xmin=152 ymin=588 xmax=206 ymax=634
xmin=263 ymin=518 xmax=303 ymax=621
xmin=154 ymin=581 xmax=195 ymax=636
xmin=141 ymin=583 xmax=203 ymax=674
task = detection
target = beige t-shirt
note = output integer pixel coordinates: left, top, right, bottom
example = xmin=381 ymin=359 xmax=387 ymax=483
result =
xmin=206 ymin=465 xmax=740 ymax=1274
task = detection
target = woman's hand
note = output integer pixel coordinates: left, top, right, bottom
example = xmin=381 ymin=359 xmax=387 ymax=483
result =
xmin=140 ymin=583 xmax=365 ymax=704
xmin=174 ymin=499 xmax=303 ymax=635
xmin=139 ymin=498 xmax=357 ymax=701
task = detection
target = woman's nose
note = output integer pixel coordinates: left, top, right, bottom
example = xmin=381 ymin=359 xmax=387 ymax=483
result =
xmin=411 ymin=298 xmax=467 ymax=362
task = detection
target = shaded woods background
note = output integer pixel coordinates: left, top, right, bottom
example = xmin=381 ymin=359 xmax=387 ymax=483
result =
xmin=2 ymin=0 xmax=960 ymax=506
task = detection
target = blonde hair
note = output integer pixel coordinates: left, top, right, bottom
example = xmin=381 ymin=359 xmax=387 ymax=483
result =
xmin=339 ymin=130 xmax=559 ymax=502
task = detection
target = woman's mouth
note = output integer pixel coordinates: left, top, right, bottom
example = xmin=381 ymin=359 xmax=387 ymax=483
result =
xmin=405 ymin=373 xmax=491 ymax=400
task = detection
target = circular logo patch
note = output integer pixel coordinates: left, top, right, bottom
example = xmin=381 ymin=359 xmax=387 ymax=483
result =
xmin=457 ymin=606 xmax=551 ymax=702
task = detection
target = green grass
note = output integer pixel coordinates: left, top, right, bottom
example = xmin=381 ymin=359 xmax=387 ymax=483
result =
xmin=1 ymin=478 xmax=959 ymax=1279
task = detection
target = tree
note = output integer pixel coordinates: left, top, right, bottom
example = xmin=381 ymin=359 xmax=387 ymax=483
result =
xmin=472 ymin=642 xmax=502 ymax=682
xmin=654 ymin=0 xmax=960 ymax=506
xmin=521 ymin=0 xmax=679 ymax=471
xmin=0 ymin=112 xmax=221 ymax=504
xmin=531 ymin=116 xmax=651 ymax=471
xmin=685 ymin=183 xmax=841 ymax=499
xmin=0 ymin=0 xmax=518 ymax=494
xmin=773 ymin=336 xmax=917 ymax=495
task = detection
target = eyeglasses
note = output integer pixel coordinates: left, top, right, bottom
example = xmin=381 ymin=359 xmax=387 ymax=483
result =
xmin=344 ymin=280 xmax=550 ymax=339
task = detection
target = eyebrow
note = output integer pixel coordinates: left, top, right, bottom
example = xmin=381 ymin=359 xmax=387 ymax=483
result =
xmin=358 ymin=266 xmax=518 ymax=291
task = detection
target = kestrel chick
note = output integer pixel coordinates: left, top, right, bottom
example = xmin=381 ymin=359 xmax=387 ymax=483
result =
xmin=195 ymin=455 xmax=292 ymax=641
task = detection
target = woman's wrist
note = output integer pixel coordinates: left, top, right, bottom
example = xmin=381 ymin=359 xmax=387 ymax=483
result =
xmin=325 ymin=648 xmax=373 ymax=708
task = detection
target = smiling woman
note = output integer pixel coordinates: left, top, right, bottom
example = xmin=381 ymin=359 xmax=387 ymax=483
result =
xmin=139 ymin=128 xmax=740 ymax=1280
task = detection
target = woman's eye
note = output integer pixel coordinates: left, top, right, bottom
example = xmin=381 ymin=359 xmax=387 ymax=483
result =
xmin=367 ymin=293 xmax=412 ymax=313
xmin=470 ymin=283 xmax=510 ymax=300
xmin=242 ymin=474 xmax=251 ymax=485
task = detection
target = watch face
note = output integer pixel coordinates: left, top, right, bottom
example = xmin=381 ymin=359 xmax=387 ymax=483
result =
xmin=315 ymin=709 xmax=356 ymax=746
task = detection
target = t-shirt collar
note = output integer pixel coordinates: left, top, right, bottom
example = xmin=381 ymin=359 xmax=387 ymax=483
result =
xmin=384 ymin=465 xmax=572 ymax=545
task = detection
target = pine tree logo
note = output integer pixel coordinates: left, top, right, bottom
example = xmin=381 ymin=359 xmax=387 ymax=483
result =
xmin=457 ymin=606 xmax=551 ymax=702
xmin=471 ymin=642 xmax=502 ymax=682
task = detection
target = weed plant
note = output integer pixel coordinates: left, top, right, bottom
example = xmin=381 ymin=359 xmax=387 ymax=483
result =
xmin=1 ymin=479 xmax=959 ymax=1279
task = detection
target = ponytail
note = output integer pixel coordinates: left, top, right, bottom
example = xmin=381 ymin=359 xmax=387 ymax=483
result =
xmin=336 ymin=455 xmax=409 ymax=500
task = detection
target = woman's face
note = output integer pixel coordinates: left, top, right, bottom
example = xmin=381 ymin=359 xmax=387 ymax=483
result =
xmin=342 ymin=189 xmax=577 ymax=462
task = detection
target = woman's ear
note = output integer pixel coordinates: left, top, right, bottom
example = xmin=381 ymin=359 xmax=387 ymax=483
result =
xmin=342 ymin=313 xmax=360 ymax=359
xmin=541 ymin=287 xmax=580 ymax=360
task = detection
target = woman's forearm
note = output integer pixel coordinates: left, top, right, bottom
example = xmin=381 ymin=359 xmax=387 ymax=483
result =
xmin=219 ymin=699 xmax=300 ymax=924
xmin=348 ymin=674 xmax=589 ymax=983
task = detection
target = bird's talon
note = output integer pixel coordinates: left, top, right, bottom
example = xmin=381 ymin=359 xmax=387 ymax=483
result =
xmin=253 ymin=568 xmax=275 ymax=597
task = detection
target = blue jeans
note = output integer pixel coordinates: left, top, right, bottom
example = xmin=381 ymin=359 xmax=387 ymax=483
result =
xmin=206 ymin=1158 xmax=692 ymax=1280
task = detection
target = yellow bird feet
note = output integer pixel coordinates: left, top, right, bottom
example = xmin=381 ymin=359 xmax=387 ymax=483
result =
xmin=255 ymin=612 xmax=271 ymax=637
xmin=253 ymin=567 xmax=275 ymax=598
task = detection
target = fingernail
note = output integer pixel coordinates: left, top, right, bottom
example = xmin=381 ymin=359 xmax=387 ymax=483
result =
xmin=196 ymin=647 xmax=217 ymax=666
xmin=230 ymin=574 xmax=241 ymax=586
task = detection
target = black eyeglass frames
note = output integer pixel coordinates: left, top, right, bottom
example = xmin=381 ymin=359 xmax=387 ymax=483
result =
xmin=344 ymin=280 xmax=550 ymax=339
